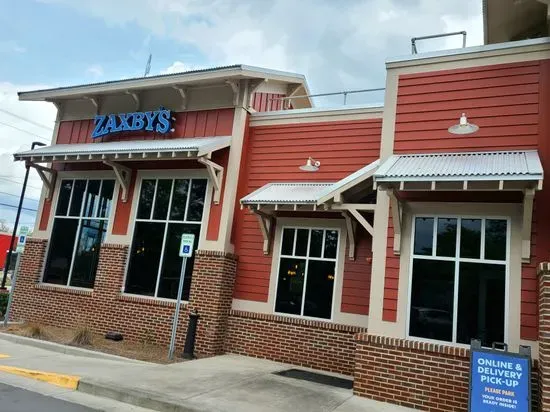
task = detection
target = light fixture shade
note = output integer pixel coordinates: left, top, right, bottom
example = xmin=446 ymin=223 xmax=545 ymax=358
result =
xmin=448 ymin=113 xmax=479 ymax=135
xmin=299 ymin=157 xmax=320 ymax=172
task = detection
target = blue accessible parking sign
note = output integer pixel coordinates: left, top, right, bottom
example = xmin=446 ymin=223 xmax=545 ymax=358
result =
xmin=179 ymin=234 xmax=195 ymax=258
xmin=469 ymin=341 xmax=531 ymax=412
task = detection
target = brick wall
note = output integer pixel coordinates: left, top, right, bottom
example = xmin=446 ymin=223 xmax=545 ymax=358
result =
xmin=539 ymin=262 xmax=550 ymax=411
xmin=10 ymin=239 xmax=236 ymax=357
xmin=225 ymin=310 xmax=366 ymax=376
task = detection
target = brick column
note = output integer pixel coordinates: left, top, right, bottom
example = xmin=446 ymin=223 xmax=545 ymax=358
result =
xmin=189 ymin=250 xmax=237 ymax=356
xmin=539 ymin=262 xmax=550 ymax=411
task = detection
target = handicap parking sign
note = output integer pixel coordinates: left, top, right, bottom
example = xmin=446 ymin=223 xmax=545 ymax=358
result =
xmin=179 ymin=234 xmax=195 ymax=258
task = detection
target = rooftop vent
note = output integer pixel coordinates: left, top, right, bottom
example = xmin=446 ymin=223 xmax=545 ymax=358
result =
xmin=411 ymin=31 xmax=467 ymax=54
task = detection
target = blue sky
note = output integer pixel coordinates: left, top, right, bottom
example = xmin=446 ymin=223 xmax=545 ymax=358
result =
xmin=0 ymin=0 xmax=484 ymax=232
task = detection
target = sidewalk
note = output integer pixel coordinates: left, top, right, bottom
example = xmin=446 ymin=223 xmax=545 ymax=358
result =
xmin=0 ymin=336 xmax=415 ymax=412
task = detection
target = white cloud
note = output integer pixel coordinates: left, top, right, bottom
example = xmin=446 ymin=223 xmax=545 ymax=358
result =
xmin=86 ymin=64 xmax=104 ymax=77
xmin=0 ymin=40 xmax=26 ymax=54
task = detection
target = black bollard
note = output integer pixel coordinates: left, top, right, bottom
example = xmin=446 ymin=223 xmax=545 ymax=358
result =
xmin=183 ymin=309 xmax=200 ymax=359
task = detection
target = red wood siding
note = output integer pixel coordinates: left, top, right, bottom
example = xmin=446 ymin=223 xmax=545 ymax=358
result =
xmin=251 ymin=93 xmax=284 ymax=112
xmin=341 ymin=228 xmax=372 ymax=315
xmin=385 ymin=60 xmax=549 ymax=338
xmin=233 ymin=118 xmax=382 ymax=303
xmin=56 ymin=108 xmax=234 ymax=144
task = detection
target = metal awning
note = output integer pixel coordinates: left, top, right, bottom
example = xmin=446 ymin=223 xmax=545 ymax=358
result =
xmin=13 ymin=136 xmax=231 ymax=205
xmin=374 ymin=150 xmax=543 ymax=190
xmin=241 ymin=182 xmax=334 ymax=206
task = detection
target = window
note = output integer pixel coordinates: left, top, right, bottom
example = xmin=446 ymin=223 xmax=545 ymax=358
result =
xmin=43 ymin=178 xmax=115 ymax=288
xmin=125 ymin=178 xmax=207 ymax=300
xmin=275 ymin=228 xmax=339 ymax=320
xmin=409 ymin=216 xmax=508 ymax=347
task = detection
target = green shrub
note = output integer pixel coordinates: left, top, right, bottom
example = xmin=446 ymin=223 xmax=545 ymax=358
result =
xmin=0 ymin=292 xmax=9 ymax=320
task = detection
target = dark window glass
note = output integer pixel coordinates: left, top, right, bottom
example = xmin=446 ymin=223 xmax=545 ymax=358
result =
xmin=457 ymin=263 xmax=505 ymax=346
xmin=186 ymin=179 xmax=207 ymax=221
xmin=157 ymin=223 xmax=201 ymax=300
xmin=281 ymin=229 xmax=295 ymax=256
xmin=436 ymin=218 xmax=457 ymax=257
xmin=43 ymin=218 xmax=79 ymax=285
xmin=83 ymin=180 xmax=101 ymax=218
xmin=153 ymin=179 xmax=172 ymax=220
xmin=409 ymin=259 xmax=454 ymax=342
xmin=169 ymin=179 xmax=189 ymax=221
xmin=414 ymin=218 xmax=434 ymax=255
xmin=137 ymin=180 xmax=155 ymax=219
xmin=303 ymin=260 xmax=335 ymax=319
xmin=98 ymin=180 xmax=115 ymax=218
xmin=69 ymin=219 xmax=106 ymax=288
xmin=69 ymin=180 xmax=86 ymax=216
xmin=485 ymin=220 xmax=507 ymax=261
xmin=309 ymin=230 xmax=323 ymax=258
xmin=56 ymin=180 xmax=73 ymax=216
xmin=125 ymin=222 xmax=165 ymax=296
xmin=460 ymin=219 xmax=481 ymax=258
xmin=295 ymin=229 xmax=309 ymax=256
xmin=275 ymin=258 xmax=306 ymax=315
xmin=324 ymin=230 xmax=338 ymax=259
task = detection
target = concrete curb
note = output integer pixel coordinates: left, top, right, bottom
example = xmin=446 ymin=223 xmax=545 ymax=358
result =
xmin=0 ymin=332 xmax=147 ymax=364
xmin=78 ymin=378 xmax=203 ymax=412
xmin=0 ymin=365 xmax=80 ymax=389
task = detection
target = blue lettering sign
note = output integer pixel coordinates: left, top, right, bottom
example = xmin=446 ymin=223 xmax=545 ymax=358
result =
xmin=91 ymin=107 xmax=173 ymax=139
xmin=470 ymin=350 xmax=530 ymax=412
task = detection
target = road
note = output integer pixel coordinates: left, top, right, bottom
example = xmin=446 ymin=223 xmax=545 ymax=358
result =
xmin=0 ymin=382 xmax=97 ymax=412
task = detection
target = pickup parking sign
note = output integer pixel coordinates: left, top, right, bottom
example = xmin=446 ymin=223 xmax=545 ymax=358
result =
xmin=469 ymin=341 xmax=531 ymax=412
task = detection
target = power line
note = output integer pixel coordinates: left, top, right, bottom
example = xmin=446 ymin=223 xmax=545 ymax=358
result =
xmin=0 ymin=176 xmax=42 ymax=191
xmin=0 ymin=202 xmax=37 ymax=212
xmin=0 ymin=191 xmax=39 ymax=202
xmin=0 ymin=108 xmax=53 ymax=131
xmin=0 ymin=120 xmax=50 ymax=142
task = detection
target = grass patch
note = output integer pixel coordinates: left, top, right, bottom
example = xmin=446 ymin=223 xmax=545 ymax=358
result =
xmin=21 ymin=322 xmax=49 ymax=340
xmin=70 ymin=325 xmax=93 ymax=347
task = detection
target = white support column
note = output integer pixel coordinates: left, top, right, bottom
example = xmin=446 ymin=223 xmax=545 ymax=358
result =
xmin=103 ymin=160 xmax=132 ymax=202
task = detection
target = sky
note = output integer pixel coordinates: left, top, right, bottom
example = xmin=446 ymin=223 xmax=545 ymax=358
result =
xmin=0 ymin=0 xmax=484 ymax=232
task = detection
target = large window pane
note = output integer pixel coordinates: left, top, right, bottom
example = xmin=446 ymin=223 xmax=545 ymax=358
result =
xmin=56 ymin=180 xmax=73 ymax=216
xmin=303 ymin=260 xmax=335 ymax=319
xmin=460 ymin=219 xmax=481 ymax=259
xmin=137 ymin=180 xmax=155 ymax=219
xmin=125 ymin=222 xmax=165 ymax=296
xmin=169 ymin=179 xmax=189 ymax=221
xmin=485 ymin=220 xmax=507 ymax=261
xmin=409 ymin=259 xmax=454 ymax=342
xmin=414 ymin=218 xmax=433 ymax=256
xmin=186 ymin=179 xmax=207 ymax=221
xmin=281 ymin=229 xmax=295 ymax=256
xmin=153 ymin=180 xmax=172 ymax=220
xmin=83 ymin=180 xmax=101 ymax=218
xmin=43 ymin=218 xmax=79 ymax=285
xmin=69 ymin=180 xmax=86 ymax=216
xmin=275 ymin=258 xmax=306 ymax=315
xmin=295 ymin=229 xmax=309 ymax=256
xmin=98 ymin=180 xmax=115 ymax=218
xmin=457 ymin=263 xmax=505 ymax=347
xmin=157 ymin=223 xmax=201 ymax=300
xmin=69 ymin=219 xmax=106 ymax=288
xmin=309 ymin=230 xmax=323 ymax=258
xmin=436 ymin=218 xmax=457 ymax=257
xmin=324 ymin=230 xmax=338 ymax=259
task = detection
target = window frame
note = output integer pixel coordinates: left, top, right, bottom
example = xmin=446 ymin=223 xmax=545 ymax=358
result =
xmin=406 ymin=213 xmax=511 ymax=347
xmin=41 ymin=175 xmax=117 ymax=289
xmin=272 ymin=225 xmax=342 ymax=322
xmin=121 ymin=169 xmax=211 ymax=302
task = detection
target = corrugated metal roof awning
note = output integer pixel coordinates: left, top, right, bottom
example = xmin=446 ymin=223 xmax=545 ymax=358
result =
xmin=13 ymin=136 xmax=231 ymax=163
xmin=241 ymin=183 xmax=334 ymax=205
xmin=374 ymin=150 xmax=543 ymax=190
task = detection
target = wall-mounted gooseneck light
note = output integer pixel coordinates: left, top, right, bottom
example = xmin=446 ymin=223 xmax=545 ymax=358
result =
xmin=299 ymin=157 xmax=321 ymax=172
xmin=448 ymin=113 xmax=479 ymax=135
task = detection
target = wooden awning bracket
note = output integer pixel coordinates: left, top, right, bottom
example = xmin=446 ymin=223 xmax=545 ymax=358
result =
xmin=198 ymin=156 xmax=224 ymax=204
xmin=341 ymin=211 xmax=357 ymax=260
xmin=27 ymin=161 xmax=57 ymax=200
xmin=103 ymin=160 xmax=131 ymax=202
xmin=388 ymin=189 xmax=402 ymax=255
xmin=253 ymin=209 xmax=274 ymax=255
xmin=522 ymin=188 xmax=535 ymax=263
xmin=172 ymin=85 xmax=187 ymax=110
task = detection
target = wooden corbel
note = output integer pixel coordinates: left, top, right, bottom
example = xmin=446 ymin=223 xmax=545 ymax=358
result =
xmin=341 ymin=211 xmax=357 ymax=260
xmin=125 ymin=91 xmax=140 ymax=111
xmin=103 ymin=160 xmax=132 ymax=202
xmin=172 ymin=85 xmax=187 ymax=110
xmin=522 ymin=188 xmax=535 ymax=263
xmin=226 ymin=80 xmax=240 ymax=105
xmin=253 ymin=209 xmax=274 ymax=255
xmin=197 ymin=156 xmax=224 ymax=204
xmin=27 ymin=162 xmax=57 ymax=200
xmin=387 ymin=188 xmax=402 ymax=255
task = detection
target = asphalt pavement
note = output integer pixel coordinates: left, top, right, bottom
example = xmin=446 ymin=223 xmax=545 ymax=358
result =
xmin=0 ymin=382 xmax=97 ymax=412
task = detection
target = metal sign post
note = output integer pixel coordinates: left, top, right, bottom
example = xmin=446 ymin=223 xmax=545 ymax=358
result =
xmin=3 ymin=253 xmax=22 ymax=327
xmin=168 ymin=233 xmax=195 ymax=361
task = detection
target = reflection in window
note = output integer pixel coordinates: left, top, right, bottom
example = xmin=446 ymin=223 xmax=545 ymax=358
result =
xmin=275 ymin=228 xmax=339 ymax=320
xmin=409 ymin=217 xmax=507 ymax=346
xmin=43 ymin=179 xmax=115 ymax=288
xmin=125 ymin=177 xmax=207 ymax=300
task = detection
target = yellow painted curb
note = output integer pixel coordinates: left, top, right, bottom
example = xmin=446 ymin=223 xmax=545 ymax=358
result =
xmin=0 ymin=354 xmax=10 ymax=359
xmin=0 ymin=365 xmax=80 ymax=389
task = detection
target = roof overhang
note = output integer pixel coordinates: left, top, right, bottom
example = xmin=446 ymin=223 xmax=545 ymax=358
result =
xmin=374 ymin=151 xmax=543 ymax=192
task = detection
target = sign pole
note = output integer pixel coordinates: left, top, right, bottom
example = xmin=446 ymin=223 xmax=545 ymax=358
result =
xmin=168 ymin=257 xmax=187 ymax=361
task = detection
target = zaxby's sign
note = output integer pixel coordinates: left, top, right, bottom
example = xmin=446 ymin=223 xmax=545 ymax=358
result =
xmin=92 ymin=107 xmax=173 ymax=139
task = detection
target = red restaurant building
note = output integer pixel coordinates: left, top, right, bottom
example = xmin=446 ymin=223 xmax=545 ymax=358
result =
xmin=9 ymin=1 xmax=550 ymax=410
